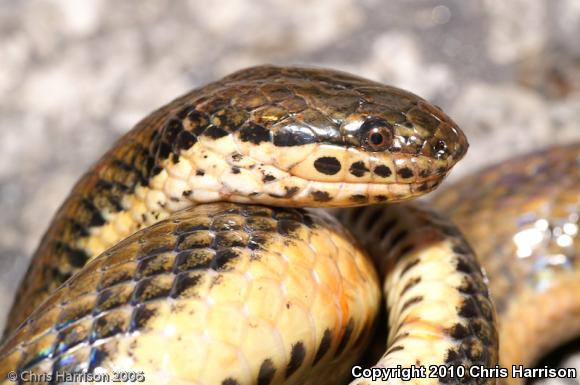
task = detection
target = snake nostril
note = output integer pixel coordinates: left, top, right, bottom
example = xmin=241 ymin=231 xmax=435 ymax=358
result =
xmin=435 ymin=140 xmax=448 ymax=158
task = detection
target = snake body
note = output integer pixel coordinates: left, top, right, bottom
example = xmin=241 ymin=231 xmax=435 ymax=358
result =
xmin=432 ymin=144 xmax=580 ymax=385
xmin=0 ymin=66 xmax=575 ymax=385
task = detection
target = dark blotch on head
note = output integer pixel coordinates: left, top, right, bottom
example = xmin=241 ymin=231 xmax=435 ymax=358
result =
xmin=398 ymin=167 xmax=414 ymax=179
xmin=374 ymin=165 xmax=392 ymax=178
xmin=203 ymin=125 xmax=229 ymax=139
xmin=258 ymin=359 xmax=276 ymax=385
xmin=263 ymin=174 xmax=276 ymax=182
xmin=311 ymin=190 xmax=332 ymax=202
xmin=176 ymin=130 xmax=197 ymax=150
xmin=239 ymin=123 xmax=271 ymax=144
xmin=313 ymin=157 xmax=341 ymax=175
xmin=349 ymin=161 xmax=369 ymax=177
xmin=273 ymin=129 xmax=316 ymax=146
xmin=231 ymin=166 xmax=241 ymax=174
xmin=285 ymin=341 xmax=306 ymax=378
xmin=222 ymin=379 xmax=240 ymax=385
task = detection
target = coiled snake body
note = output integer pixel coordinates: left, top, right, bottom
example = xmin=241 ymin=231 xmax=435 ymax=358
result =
xmin=0 ymin=66 xmax=577 ymax=385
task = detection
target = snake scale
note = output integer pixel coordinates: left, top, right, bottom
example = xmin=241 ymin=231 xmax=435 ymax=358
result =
xmin=0 ymin=65 xmax=577 ymax=385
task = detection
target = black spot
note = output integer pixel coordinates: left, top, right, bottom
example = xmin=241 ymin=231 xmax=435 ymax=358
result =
xmin=335 ymin=319 xmax=354 ymax=357
xmin=374 ymin=165 xmax=392 ymax=178
xmin=176 ymin=130 xmax=197 ymax=150
xmin=170 ymin=273 xmax=202 ymax=298
xmin=211 ymin=249 xmax=240 ymax=271
xmin=458 ymin=278 xmax=477 ymax=295
xmin=284 ymin=186 xmax=299 ymax=198
xmin=311 ymin=190 xmax=331 ymax=202
xmin=277 ymin=220 xmax=301 ymax=236
xmin=131 ymin=278 xmax=171 ymax=304
xmin=90 ymin=313 xmax=125 ymax=342
xmin=313 ymin=157 xmax=341 ymax=175
xmin=456 ymin=258 xmax=474 ymax=274
xmin=164 ymin=119 xmax=184 ymax=142
xmin=350 ymin=194 xmax=368 ymax=203
xmin=63 ymin=245 xmax=89 ymax=268
xmin=385 ymin=345 xmax=404 ymax=355
xmin=459 ymin=298 xmax=479 ymax=318
xmin=445 ymin=349 xmax=460 ymax=364
xmin=375 ymin=195 xmax=388 ymax=202
xmin=401 ymin=296 xmax=423 ymax=312
xmin=239 ymin=123 xmax=271 ymax=144
xmin=176 ymin=104 xmax=195 ymax=120
xmin=203 ymin=125 xmax=229 ymax=139
xmin=129 ymin=304 xmax=157 ymax=331
xmin=400 ymin=276 xmax=421 ymax=295
xmin=263 ymin=174 xmax=276 ymax=182
xmin=258 ymin=359 xmax=276 ymax=385
xmin=157 ymin=141 xmax=172 ymax=159
xmin=183 ymin=190 xmax=192 ymax=197
xmin=82 ymin=198 xmax=106 ymax=227
xmin=285 ymin=342 xmax=306 ymax=378
xmin=399 ymin=258 xmax=420 ymax=277
xmin=313 ymin=329 xmax=332 ymax=365
xmin=449 ymin=323 xmax=469 ymax=339
xmin=397 ymin=167 xmax=414 ymax=179
xmin=231 ymin=166 xmax=241 ymax=174
xmin=222 ymin=379 xmax=239 ymax=385
xmin=349 ymin=161 xmax=369 ymax=177
xmin=195 ymin=169 xmax=205 ymax=176
xmin=273 ymin=129 xmax=316 ymax=146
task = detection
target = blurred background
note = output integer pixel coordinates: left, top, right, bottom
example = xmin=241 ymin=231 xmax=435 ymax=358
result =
xmin=0 ymin=0 xmax=579 ymax=380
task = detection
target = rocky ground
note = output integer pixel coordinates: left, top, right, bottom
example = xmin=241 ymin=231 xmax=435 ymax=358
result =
xmin=0 ymin=0 xmax=579 ymax=380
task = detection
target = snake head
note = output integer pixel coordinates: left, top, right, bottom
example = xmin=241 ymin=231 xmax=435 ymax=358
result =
xmin=179 ymin=65 xmax=468 ymax=206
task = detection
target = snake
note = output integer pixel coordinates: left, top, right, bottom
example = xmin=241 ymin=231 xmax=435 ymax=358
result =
xmin=0 ymin=65 xmax=576 ymax=385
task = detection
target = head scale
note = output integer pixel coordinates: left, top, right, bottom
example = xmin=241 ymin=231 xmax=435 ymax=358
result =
xmin=169 ymin=65 xmax=468 ymax=207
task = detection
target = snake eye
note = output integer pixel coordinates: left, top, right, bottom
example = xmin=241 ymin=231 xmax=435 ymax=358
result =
xmin=360 ymin=118 xmax=393 ymax=151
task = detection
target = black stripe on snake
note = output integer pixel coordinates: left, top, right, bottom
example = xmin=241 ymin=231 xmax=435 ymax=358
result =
xmin=0 ymin=65 xmax=577 ymax=385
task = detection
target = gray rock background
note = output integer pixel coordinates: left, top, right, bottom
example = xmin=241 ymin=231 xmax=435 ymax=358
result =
xmin=0 ymin=0 xmax=579 ymax=379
